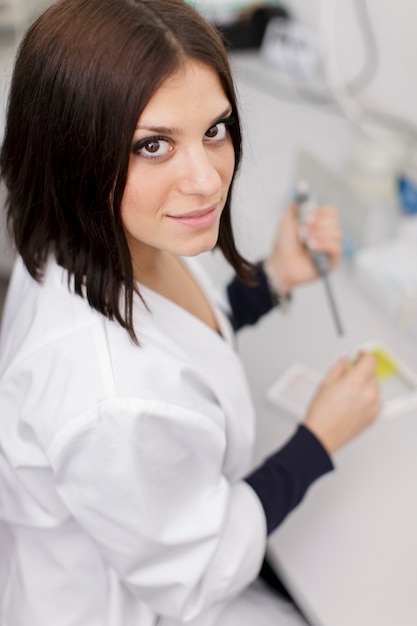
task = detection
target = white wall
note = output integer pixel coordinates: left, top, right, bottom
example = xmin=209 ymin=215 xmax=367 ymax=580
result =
xmin=0 ymin=44 xmax=16 ymax=279
xmin=286 ymin=0 xmax=417 ymax=131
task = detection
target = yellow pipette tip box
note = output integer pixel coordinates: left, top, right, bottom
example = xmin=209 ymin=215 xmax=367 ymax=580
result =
xmin=373 ymin=347 xmax=399 ymax=380
xmin=354 ymin=341 xmax=417 ymax=418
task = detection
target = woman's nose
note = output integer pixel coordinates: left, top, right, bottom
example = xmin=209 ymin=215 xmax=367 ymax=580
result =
xmin=177 ymin=146 xmax=223 ymax=197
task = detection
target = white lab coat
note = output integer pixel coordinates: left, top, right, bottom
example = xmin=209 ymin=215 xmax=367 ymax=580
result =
xmin=0 ymin=256 xmax=306 ymax=626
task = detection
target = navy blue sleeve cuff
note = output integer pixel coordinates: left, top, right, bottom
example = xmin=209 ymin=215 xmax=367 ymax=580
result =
xmin=226 ymin=262 xmax=275 ymax=331
xmin=245 ymin=425 xmax=334 ymax=535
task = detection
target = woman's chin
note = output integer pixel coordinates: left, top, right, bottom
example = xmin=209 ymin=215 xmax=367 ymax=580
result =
xmin=179 ymin=232 xmax=219 ymax=257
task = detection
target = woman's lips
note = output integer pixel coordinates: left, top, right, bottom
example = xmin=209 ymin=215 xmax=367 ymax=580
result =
xmin=168 ymin=206 xmax=218 ymax=230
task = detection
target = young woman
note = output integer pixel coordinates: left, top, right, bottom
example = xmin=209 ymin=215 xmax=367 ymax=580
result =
xmin=0 ymin=1 xmax=380 ymax=624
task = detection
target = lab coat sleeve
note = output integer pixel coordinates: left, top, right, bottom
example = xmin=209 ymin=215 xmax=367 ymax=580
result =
xmin=47 ymin=398 xmax=267 ymax=622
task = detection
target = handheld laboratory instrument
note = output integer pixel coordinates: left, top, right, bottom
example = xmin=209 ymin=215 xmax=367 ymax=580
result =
xmin=296 ymin=180 xmax=345 ymax=341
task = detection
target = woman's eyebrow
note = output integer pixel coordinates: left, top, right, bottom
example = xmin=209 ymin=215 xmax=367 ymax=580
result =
xmin=135 ymin=122 xmax=179 ymax=134
xmin=211 ymin=106 xmax=233 ymax=123
xmin=136 ymin=106 xmax=233 ymax=135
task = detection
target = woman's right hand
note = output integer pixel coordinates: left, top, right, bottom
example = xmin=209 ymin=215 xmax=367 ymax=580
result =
xmin=303 ymin=352 xmax=381 ymax=456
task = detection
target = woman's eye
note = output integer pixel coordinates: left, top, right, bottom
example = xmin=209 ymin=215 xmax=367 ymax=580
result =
xmin=205 ymin=122 xmax=228 ymax=142
xmin=133 ymin=137 xmax=172 ymax=159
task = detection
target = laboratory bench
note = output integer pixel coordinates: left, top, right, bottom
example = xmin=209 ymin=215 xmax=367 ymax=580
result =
xmin=205 ymin=50 xmax=417 ymax=626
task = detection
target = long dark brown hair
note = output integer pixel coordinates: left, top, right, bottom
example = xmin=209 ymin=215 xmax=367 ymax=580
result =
xmin=0 ymin=0 xmax=254 ymax=342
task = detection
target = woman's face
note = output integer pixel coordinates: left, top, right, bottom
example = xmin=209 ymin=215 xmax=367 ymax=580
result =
xmin=120 ymin=59 xmax=235 ymax=274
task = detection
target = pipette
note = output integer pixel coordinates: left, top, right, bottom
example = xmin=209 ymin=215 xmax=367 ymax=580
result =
xmin=296 ymin=181 xmax=347 ymax=347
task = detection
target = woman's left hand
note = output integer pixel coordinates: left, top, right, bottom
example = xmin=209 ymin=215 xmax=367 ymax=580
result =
xmin=265 ymin=202 xmax=343 ymax=293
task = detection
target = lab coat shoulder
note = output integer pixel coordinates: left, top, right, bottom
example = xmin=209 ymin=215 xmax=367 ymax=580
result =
xmin=0 ymin=257 xmax=117 ymax=451
xmin=0 ymin=256 xmax=105 ymax=375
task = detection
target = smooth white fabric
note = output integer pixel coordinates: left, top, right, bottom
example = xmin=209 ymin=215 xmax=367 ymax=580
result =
xmin=0 ymin=256 xmax=303 ymax=626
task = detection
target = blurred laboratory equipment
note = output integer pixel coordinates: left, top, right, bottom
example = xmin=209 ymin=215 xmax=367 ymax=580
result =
xmin=343 ymin=112 xmax=411 ymax=246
